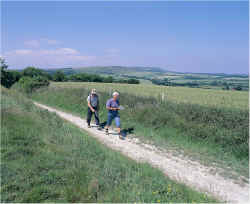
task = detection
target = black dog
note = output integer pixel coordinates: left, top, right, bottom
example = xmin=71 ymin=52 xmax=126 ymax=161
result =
xmin=98 ymin=121 xmax=107 ymax=129
xmin=120 ymin=127 xmax=134 ymax=137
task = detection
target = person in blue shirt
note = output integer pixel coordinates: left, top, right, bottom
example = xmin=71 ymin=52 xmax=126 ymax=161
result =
xmin=105 ymin=91 xmax=122 ymax=139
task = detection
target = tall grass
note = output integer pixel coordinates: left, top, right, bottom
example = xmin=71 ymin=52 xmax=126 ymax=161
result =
xmin=1 ymin=87 xmax=216 ymax=202
xmin=52 ymin=82 xmax=249 ymax=110
xmin=31 ymin=85 xmax=249 ymax=178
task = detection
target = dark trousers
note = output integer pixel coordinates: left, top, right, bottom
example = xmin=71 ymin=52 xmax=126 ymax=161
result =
xmin=87 ymin=107 xmax=99 ymax=126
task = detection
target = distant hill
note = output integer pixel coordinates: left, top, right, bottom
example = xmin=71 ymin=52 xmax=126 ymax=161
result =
xmin=43 ymin=66 xmax=248 ymax=79
xmin=42 ymin=66 xmax=248 ymax=90
xmin=43 ymin=66 xmax=171 ymax=81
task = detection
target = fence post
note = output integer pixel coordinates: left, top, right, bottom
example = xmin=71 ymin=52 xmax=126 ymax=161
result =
xmin=161 ymin=92 xmax=165 ymax=102
xmin=109 ymin=88 xmax=112 ymax=96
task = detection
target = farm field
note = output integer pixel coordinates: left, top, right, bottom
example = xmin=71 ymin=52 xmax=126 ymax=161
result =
xmin=31 ymin=82 xmax=249 ymax=179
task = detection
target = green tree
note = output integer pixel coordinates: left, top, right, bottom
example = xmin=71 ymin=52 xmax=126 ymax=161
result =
xmin=22 ymin=67 xmax=47 ymax=78
xmin=1 ymin=57 xmax=9 ymax=87
xmin=103 ymin=76 xmax=114 ymax=83
xmin=127 ymin=78 xmax=140 ymax=84
xmin=53 ymin=71 xmax=66 ymax=82
xmin=0 ymin=57 xmax=21 ymax=88
xmin=235 ymin=85 xmax=242 ymax=91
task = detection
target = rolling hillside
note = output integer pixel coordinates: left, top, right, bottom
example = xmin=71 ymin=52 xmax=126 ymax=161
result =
xmin=43 ymin=66 xmax=248 ymax=90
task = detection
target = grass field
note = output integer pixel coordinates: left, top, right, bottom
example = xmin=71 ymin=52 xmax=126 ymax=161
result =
xmin=1 ymin=87 xmax=217 ymax=202
xmin=51 ymin=82 xmax=248 ymax=110
xmin=30 ymin=83 xmax=249 ymax=179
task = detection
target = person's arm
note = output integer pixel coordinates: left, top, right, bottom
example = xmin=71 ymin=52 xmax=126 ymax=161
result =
xmin=87 ymin=96 xmax=95 ymax=112
xmin=106 ymin=100 xmax=115 ymax=110
xmin=106 ymin=100 xmax=119 ymax=111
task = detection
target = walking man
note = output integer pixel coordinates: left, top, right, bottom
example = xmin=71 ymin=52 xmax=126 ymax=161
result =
xmin=105 ymin=91 xmax=123 ymax=139
xmin=86 ymin=89 xmax=100 ymax=128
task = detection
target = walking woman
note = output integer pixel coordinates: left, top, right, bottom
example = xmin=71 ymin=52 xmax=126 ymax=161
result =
xmin=105 ymin=91 xmax=123 ymax=139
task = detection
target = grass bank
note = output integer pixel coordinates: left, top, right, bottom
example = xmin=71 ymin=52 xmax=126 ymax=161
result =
xmin=30 ymin=85 xmax=249 ymax=178
xmin=1 ymin=87 xmax=216 ymax=202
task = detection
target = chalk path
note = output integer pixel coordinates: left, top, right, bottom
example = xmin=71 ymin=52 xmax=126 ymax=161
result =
xmin=34 ymin=102 xmax=249 ymax=203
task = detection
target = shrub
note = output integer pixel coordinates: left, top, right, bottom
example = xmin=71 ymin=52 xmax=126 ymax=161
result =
xmin=14 ymin=76 xmax=49 ymax=94
xmin=53 ymin=71 xmax=66 ymax=82
xmin=22 ymin=67 xmax=47 ymax=78
xmin=1 ymin=58 xmax=22 ymax=88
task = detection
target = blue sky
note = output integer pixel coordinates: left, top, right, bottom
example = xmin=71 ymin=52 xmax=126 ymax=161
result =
xmin=2 ymin=1 xmax=249 ymax=74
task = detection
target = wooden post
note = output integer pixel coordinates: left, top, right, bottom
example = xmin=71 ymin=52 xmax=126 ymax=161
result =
xmin=109 ymin=88 xmax=112 ymax=96
xmin=162 ymin=93 xmax=165 ymax=102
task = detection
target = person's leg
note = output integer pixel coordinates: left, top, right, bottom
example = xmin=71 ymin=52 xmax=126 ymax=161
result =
xmin=106 ymin=113 xmax=114 ymax=134
xmin=115 ymin=116 xmax=121 ymax=134
xmin=94 ymin=108 xmax=100 ymax=125
xmin=105 ymin=113 xmax=113 ymax=134
xmin=87 ymin=107 xmax=93 ymax=127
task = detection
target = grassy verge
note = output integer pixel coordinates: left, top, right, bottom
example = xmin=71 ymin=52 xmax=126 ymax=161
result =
xmin=1 ymin=87 xmax=216 ymax=202
xmin=30 ymin=85 xmax=249 ymax=179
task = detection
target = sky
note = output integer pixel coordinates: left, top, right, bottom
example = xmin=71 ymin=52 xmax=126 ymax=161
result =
xmin=1 ymin=0 xmax=249 ymax=74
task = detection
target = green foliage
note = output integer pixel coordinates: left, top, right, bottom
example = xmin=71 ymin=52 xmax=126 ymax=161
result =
xmin=103 ymin=76 xmax=114 ymax=83
xmin=13 ymin=76 xmax=49 ymax=94
xmin=53 ymin=71 xmax=66 ymax=82
xmin=152 ymin=78 xmax=170 ymax=86
xmin=234 ymin=85 xmax=242 ymax=91
xmin=67 ymin=73 xmax=139 ymax=84
xmin=0 ymin=58 xmax=21 ymax=88
xmin=1 ymin=87 xmax=216 ymax=202
xmin=118 ymin=78 xmax=140 ymax=84
xmin=22 ymin=67 xmax=48 ymax=78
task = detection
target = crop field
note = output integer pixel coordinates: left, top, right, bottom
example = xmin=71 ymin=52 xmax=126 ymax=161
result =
xmin=51 ymin=82 xmax=248 ymax=111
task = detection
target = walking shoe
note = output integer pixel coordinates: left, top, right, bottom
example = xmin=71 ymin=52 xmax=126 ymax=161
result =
xmin=119 ymin=133 xmax=124 ymax=140
xmin=88 ymin=125 xmax=91 ymax=128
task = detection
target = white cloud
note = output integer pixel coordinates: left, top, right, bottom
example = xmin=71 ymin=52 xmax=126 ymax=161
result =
xmin=40 ymin=48 xmax=79 ymax=55
xmin=24 ymin=40 xmax=40 ymax=48
xmin=41 ymin=38 xmax=61 ymax=45
xmin=24 ymin=38 xmax=61 ymax=48
xmin=11 ymin=49 xmax=33 ymax=55
xmin=46 ymin=39 xmax=61 ymax=45
xmin=67 ymin=55 xmax=96 ymax=61
xmin=4 ymin=47 xmax=97 ymax=68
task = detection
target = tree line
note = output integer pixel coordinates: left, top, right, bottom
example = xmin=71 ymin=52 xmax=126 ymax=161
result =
xmin=0 ymin=59 xmax=140 ymax=93
xmin=151 ymin=77 xmax=245 ymax=91
xmin=52 ymin=71 xmax=140 ymax=84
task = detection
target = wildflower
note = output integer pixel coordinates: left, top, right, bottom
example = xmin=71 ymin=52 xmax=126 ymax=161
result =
xmin=157 ymin=199 xmax=160 ymax=203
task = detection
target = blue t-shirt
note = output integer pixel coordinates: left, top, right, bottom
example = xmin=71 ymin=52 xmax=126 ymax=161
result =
xmin=106 ymin=98 xmax=120 ymax=113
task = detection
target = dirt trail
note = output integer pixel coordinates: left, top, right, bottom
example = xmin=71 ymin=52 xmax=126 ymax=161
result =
xmin=34 ymin=102 xmax=249 ymax=203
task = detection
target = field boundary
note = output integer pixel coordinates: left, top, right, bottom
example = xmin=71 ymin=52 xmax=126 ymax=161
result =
xmin=34 ymin=102 xmax=249 ymax=203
